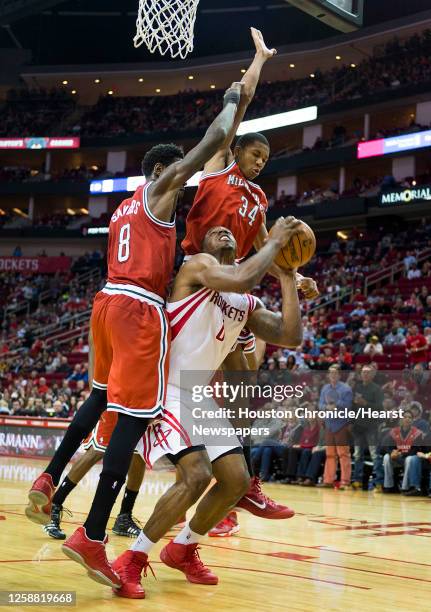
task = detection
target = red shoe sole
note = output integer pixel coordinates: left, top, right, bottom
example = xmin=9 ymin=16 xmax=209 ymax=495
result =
xmin=61 ymin=543 xmax=121 ymax=589
xmin=113 ymin=586 xmax=145 ymax=599
xmin=25 ymin=491 xmax=51 ymax=525
xmin=160 ymin=547 xmax=218 ymax=585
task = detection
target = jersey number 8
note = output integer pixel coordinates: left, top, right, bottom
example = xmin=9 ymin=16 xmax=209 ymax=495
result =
xmin=118 ymin=223 xmax=130 ymax=262
xmin=238 ymin=196 xmax=258 ymax=226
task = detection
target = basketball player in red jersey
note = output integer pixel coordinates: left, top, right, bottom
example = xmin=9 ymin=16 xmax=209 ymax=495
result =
xmin=26 ymin=83 xmax=243 ymax=589
xmin=183 ymin=28 xmax=318 ymax=535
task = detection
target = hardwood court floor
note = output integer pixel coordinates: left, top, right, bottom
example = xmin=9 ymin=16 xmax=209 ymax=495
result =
xmin=1 ymin=457 xmax=431 ymax=612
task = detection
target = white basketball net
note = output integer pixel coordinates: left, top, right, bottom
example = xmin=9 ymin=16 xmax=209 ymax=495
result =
xmin=134 ymin=0 xmax=200 ymax=59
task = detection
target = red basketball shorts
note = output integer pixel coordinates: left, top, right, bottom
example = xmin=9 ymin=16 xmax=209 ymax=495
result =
xmin=82 ymin=410 xmax=117 ymax=452
xmin=91 ymin=287 xmax=170 ymax=418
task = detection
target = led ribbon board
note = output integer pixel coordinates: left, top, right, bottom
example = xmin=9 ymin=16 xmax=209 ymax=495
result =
xmin=358 ymin=130 xmax=431 ymax=159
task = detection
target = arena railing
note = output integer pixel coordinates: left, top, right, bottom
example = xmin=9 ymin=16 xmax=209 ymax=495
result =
xmin=1 ymin=267 xmax=102 ymax=350
xmin=363 ymin=247 xmax=431 ymax=295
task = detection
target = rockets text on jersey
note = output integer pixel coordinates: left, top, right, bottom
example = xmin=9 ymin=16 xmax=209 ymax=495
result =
xmin=166 ymin=285 xmax=261 ymax=390
xmin=107 ymin=182 xmax=176 ymax=301
xmin=182 ymin=161 xmax=268 ymax=260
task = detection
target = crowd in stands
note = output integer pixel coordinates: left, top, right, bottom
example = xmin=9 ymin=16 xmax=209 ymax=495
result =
xmin=271 ymin=170 xmax=431 ymax=208
xmin=0 ymin=88 xmax=75 ymax=138
xmin=0 ymin=164 xmax=103 ymax=184
xmin=71 ymin=31 xmax=431 ymax=138
xmin=250 ymin=364 xmax=431 ymax=496
xmin=0 ymin=259 xmax=104 ymax=418
xmin=2 ymin=166 xmax=430 ymax=232
xmin=0 ymin=32 xmax=430 ymax=139
xmin=0 ymin=263 xmax=102 ymax=354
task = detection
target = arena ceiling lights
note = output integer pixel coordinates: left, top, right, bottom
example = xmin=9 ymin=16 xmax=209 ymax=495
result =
xmin=236 ymin=105 xmax=318 ymax=136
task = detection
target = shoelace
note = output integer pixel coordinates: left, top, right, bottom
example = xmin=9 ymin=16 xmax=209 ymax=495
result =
xmin=143 ymin=561 xmax=156 ymax=580
xmin=251 ymin=479 xmax=278 ymax=508
xmin=185 ymin=546 xmax=210 ymax=576
xmin=62 ymin=506 xmax=73 ymax=520
xmin=50 ymin=505 xmax=73 ymax=526
xmin=125 ymin=557 xmax=156 ymax=582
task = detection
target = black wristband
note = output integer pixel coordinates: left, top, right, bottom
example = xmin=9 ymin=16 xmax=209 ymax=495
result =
xmin=223 ymin=91 xmax=240 ymax=107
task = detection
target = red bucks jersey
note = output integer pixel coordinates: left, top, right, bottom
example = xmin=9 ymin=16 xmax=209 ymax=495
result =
xmin=182 ymin=161 xmax=268 ymax=260
xmin=107 ymin=182 xmax=176 ymax=301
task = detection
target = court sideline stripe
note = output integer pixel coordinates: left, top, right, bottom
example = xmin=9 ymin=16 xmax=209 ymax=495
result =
xmin=2 ymin=508 xmax=431 ymax=571
xmin=0 ymin=558 xmax=370 ymax=590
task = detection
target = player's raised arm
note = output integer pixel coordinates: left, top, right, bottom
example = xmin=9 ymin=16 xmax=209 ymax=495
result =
xmin=203 ymin=28 xmax=277 ymax=175
xmin=148 ymin=83 xmax=242 ymax=213
xmin=246 ymin=271 xmax=303 ymax=349
xmin=177 ymin=217 xmax=301 ymax=295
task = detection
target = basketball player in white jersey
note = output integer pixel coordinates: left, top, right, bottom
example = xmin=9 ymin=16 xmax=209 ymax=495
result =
xmin=110 ymin=216 xmax=304 ymax=598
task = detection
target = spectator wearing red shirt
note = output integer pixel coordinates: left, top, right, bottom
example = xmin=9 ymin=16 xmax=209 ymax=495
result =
xmin=335 ymin=343 xmax=353 ymax=370
xmin=406 ymin=324 xmax=428 ymax=365
xmin=37 ymin=376 xmax=49 ymax=395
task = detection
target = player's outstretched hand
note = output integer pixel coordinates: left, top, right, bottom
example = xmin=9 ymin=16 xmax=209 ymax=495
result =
xmin=223 ymin=82 xmax=244 ymax=107
xmin=251 ymin=27 xmax=277 ymax=60
xmin=267 ymin=216 xmax=302 ymax=249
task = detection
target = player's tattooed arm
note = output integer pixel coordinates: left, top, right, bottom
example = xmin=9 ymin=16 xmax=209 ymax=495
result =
xmin=247 ymin=272 xmax=303 ymax=348
xmin=203 ymin=28 xmax=277 ymax=175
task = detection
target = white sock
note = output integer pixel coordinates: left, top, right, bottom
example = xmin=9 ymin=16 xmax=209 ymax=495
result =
xmin=131 ymin=530 xmax=155 ymax=554
xmin=173 ymin=522 xmax=204 ymax=545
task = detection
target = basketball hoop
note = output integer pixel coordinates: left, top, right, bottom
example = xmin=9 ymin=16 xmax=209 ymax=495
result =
xmin=134 ymin=0 xmax=200 ymax=59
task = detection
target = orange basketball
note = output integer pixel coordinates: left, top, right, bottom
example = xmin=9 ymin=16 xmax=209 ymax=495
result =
xmin=274 ymin=221 xmax=316 ymax=270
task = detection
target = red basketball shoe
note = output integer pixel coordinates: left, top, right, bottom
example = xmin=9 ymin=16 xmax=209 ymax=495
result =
xmin=208 ymin=512 xmax=240 ymax=537
xmin=236 ymin=477 xmax=295 ymax=519
xmin=25 ymin=472 xmax=55 ymax=525
xmin=112 ymin=550 xmax=153 ymax=599
xmin=160 ymin=541 xmax=218 ymax=585
xmin=62 ymin=526 xmax=121 ymax=588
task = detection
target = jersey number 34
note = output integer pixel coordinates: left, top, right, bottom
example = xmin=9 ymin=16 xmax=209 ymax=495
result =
xmin=238 ymin=196 xmax=258 ymax=226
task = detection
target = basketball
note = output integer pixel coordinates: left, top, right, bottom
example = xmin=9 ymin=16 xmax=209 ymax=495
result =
xmin=274 ymin=221 xmax=316 ymax=270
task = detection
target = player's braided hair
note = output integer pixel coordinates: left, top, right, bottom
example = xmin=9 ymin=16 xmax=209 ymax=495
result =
xmin=142 ymin=143 xmax=184 ymax=177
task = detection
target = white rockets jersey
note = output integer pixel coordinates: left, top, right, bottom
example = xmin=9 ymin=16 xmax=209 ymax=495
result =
xmin=167 ymin=287 xmax=260 ymax=389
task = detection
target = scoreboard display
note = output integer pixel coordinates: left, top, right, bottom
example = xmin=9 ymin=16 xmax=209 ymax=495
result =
xmin=287 ymin=0 xmax=364 ymax=31
xmin=321 ymin=0 xmax=364 ymax=26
